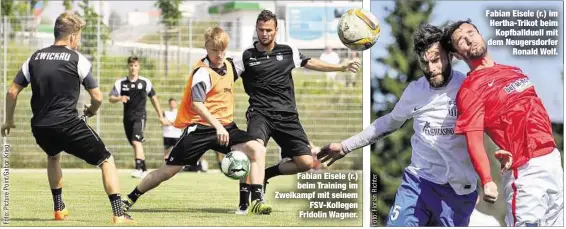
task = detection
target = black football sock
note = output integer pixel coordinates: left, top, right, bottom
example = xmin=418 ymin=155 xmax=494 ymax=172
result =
xmin=51 ymin=188 xmax=65 ymax=211
xmin=250 ymin=184 xmax=264 ymax=202
xmin=108 ymin=194 xmax=125 ymax=217
xmin=127 ymin=187 xmax=144 ymax=203
xmin=265 ymin=164 xmax=282 ymax=181
xmin=135 ymin=159 xmax=143 ymax=170
xmin=140 ymin=160 xmax=147 ymax=172
xmin=239 ymin=183 xmax=250 ymax=208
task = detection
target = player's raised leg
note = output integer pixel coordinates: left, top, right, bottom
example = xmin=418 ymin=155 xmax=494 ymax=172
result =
xmin=122 ymin=164 xmax=184 ymax=211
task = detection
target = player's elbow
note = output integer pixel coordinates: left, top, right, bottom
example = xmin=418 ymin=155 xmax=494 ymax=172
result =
xmin=7 ymin=88 xmax=18 ymax=100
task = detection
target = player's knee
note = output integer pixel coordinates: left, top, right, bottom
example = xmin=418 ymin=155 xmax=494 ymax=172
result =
xmin=245 ymin=141 xmax=266 ymax=162
xmin=295 ymin=156 xmax=314 ymax=172
xmin=47 ymin=154 xmax=61 ymax=161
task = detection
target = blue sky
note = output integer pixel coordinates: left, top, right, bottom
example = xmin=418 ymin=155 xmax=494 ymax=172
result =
xmin=370 ymin=1 xmax=564 ymax=123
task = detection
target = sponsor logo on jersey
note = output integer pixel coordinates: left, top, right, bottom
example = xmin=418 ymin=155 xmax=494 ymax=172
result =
xmin=504 ymin=77 xmax=533 ymax=94
xmin=223 ymin=88 xmax=232 ymax=93
xmin=422 ymin=121 xmax=455 ymax=136
xmin=122 ymin=84 xmax=130 ymax=91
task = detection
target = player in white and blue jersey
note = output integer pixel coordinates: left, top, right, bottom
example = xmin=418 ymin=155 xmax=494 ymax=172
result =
xmin=317 ymin=24 xmax=510 ymax=226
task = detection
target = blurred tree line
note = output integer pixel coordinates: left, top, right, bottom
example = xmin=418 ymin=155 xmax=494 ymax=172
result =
xmin=370 ymin=0 xmax=563 ymax=226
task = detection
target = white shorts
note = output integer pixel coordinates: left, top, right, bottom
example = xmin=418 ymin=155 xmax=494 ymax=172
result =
xmin=502 ymin=148 xmax=564 ymax=226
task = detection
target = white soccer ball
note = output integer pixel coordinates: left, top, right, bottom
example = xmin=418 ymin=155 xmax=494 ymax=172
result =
xmin=221 ymin=151 xmax=250 ymax=180
xmin=337 ymin=8 xmax=380 ymax=51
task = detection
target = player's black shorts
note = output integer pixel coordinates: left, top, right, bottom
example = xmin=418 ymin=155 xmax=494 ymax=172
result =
xmin=163 ymin=137 xmax=179 ymax=148
xmin=123 ymin=117 xmax=145 ymax=144
xmin=245 ymin=108 xmax=311 ymax=158
xmin=166 ymin=122 xmax=253 ymax=166
xmin=31 ymin=117 xmax=111 ymax=166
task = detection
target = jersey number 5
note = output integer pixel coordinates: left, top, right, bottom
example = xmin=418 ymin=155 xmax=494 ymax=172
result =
xmin=390 ymin=205 xmax=401 ymax=221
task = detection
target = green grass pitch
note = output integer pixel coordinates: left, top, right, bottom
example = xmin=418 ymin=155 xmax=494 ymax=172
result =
xmin=4 ymin=169 xmax=362 ymax=226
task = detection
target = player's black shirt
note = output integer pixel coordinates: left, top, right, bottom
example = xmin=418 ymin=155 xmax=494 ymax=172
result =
xmin=110 ymin=76 xmax=155 ymax=120
xmin=233 ymin=41 xmax=310 ymax=114
xmin=13 ymin=45 xmax=98 ymax=127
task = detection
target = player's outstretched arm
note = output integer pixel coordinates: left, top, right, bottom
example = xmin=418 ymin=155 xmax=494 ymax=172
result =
xmin=318 ymin=113 xmax=404 ymax=166
xmin=1 ymin=83 xmax=25 ymax=137
xmin=304 ymin=58 xmax=360 ymax=73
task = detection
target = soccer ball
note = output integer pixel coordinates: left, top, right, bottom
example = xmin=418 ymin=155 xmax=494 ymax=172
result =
xmin=220 ymin=151 xmax=250 ymax=180
xmin=337 ymin=8 xmax=380 ymax=51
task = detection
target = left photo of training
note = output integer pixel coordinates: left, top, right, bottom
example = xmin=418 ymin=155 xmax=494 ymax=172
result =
xmin=0 ymin=1 xmax=367 ymax=227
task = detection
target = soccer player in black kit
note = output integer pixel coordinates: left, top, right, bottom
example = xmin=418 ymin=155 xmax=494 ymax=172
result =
xmin=0 ymin=12 xmax=135 ymax=224
xmin=232 ymin=10 xmax=361 ymax=214
xmin=109 ymin=56 xmax=166 ymax=178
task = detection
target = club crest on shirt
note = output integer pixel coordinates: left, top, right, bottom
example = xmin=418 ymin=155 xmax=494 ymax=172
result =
xmin=447 ymin=100 xmax=457 ymax=117
xmin=138 ymin=82 xmax=143 ymax=89
xmin=504 ymin=77 xmax=533 ymax=94
xmin=276 ymin=53 xmax=283 ymax=61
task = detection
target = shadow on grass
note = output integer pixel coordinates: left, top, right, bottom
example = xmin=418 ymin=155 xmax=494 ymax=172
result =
xmin=10 ymin=218 xmax=87 ymax=223
xmin=129 ymin=207 xmax=231 ymax=214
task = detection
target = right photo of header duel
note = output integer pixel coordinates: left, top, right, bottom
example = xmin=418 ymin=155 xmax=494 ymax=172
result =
xmin=368 ymin=0 xmax=563 ymax=227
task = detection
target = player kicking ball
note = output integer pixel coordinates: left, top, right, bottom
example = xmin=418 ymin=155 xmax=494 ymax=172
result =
xmin=443 ymin=19 xmax=563 ymax=227
xmin=317 ymin=24 xmax=511 ymax=226
xmin=1 ymin=12 xmax=135 ymax=224
xmin=232 ymin=10 xmax=361 ymax=214
xmin=122 ymin=26 xmax=272 ymax=215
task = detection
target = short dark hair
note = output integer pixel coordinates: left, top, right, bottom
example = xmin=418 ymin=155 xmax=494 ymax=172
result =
xmin=413 ymin=24 xmax=444 ymax=58
xmin=168 ymin=98 xmax=176 ymax=103
xmin=256 ymin=10 xmax=277 ymax=28
xmin=127 ymin=56 xmax=139 ymax=64
xmin=442 ymin=19 xmax=480 ymax=52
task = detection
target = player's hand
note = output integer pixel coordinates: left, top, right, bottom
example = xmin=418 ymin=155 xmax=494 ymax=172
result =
xmin=216 ymin=126 xmax=229 ymax=147
xmin=317 ymin=143 xmax=346 ymax=166
xmin=158 ymin=118 xmax=167 ymax=126
xmin=83 ymin=104 xmax=96 ymax=117
xmin=1 ymin=121 xmax=16 ymax=137
xmin=483 ymin=181 xmax=498 ymax=204
xmin=494 ymin=149 xmax=513 ymax=173
xmin=121 ymin=96 xmax=130 ymax=103
xmin=341 ymin=60 xmax=361 ymax=73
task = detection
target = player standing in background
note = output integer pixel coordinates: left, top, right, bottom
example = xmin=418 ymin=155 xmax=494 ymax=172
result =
xmin=122 ymin=26 xmax=272 ymax=215
xmin=109 ymin=56 xmax=166 ymax=178
xmin=162 ymin=98 xmax=182 ymax=160
xmin=317 ymin=24 xmax=511 ymax=226
xmin=0 ymin=12 xmax=135 ymax=224
xmin=443 ymin=19 xmax=563 ymax=227
xmin=232 ymin=10 xmax=360 ymax=214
